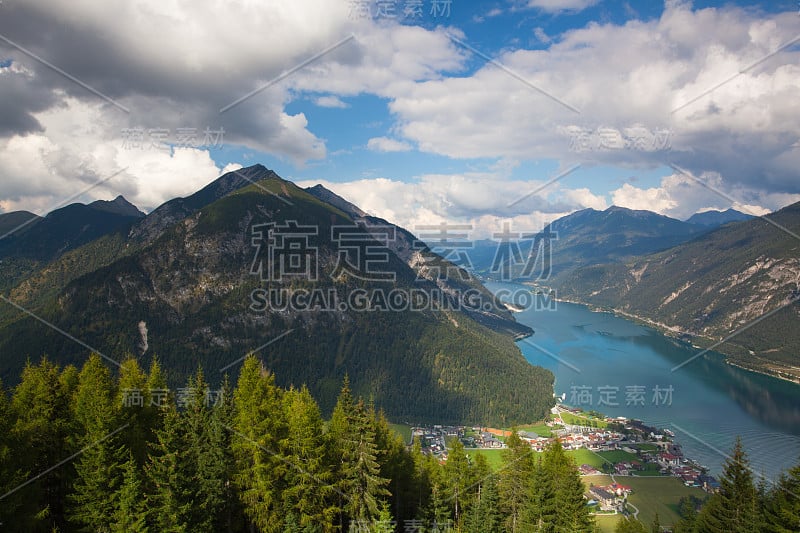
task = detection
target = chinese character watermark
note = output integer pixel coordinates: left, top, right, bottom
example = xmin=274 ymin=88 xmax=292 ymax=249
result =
xmin=348 ymin=0 xmax=452 ymax=20
xmin=121 ymin=388 xmax=225 ymax=408
xmin=121 ymin=127 xmax=225 ymax=150
xmin=569 ymin=385 xmax=674 ymax=407
xmin=560 ymin=125 xmax=672 ymax=152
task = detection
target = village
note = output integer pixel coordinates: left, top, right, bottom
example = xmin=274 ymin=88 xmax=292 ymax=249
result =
xmin=409 ymin=405 xmax=719 ymax=516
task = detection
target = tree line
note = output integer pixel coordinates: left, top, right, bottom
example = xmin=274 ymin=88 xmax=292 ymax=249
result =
xmin=0 ymin=354 xmax=797 ymax=532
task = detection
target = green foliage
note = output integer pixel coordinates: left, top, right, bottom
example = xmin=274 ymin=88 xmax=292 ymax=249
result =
xmin=695 ymin=437 xmax=761 ymax=532
xmin=111 ymin=454 xmax=148 ymax=533
xmin=540 ymin=439 xmax=594 ymax=532
xmin=9 ymin=358 xmax=75 ymax=531
xmin=615 ymin=516 xmax=648 ymax=532
xmin=498 ymin=430 xmax=535 ymax=532
xmin=68 ymin=354 xmax=125 ymax=531
xmin=0 ymin=356 xmax=793 ymax=532
xmin=329 ymin=378 xmax=390 ymax=528
xmin=231 ymin=356 xmax=288 ymax=532
xmin=0 ymin=165 xmax=555 ymax=426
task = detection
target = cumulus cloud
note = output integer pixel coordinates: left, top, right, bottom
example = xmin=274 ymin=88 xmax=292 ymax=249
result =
xmin=1 ymin=0 xmax=798 ymax=228
xmin=524 ymin=0 xmax=600 ymax=14
xmin=367 ymin=136 xmax=413 ymax=152
xmin=297 ymin=170 xmax=608 ymax=238
xmin=609 ymin=172 xmax=800 ymax=220
xmin=389 ymin=3 xmax=800 ymax=194
xmin=0 ymin=0 xmax=465 ymax=211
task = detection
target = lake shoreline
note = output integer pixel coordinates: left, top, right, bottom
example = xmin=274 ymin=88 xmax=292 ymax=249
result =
xmin=548 ymin=294 xmax=800 ymax=387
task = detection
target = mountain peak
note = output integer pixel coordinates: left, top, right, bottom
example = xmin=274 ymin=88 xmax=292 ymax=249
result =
xmin=305 ymin=184 xmax=366 ymax=218
xmin=89 ymin=195 xmax=145 ymax=218
xmin=686 ymin=208 xmax=754 ymax=227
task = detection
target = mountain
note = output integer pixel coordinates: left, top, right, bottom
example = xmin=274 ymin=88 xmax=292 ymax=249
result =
xmin=557 ymin=202 xmax=800 ymax=382
xmin=128 ymin=164 xmax=277 ymax=243
xmin=0 ymin=210 xmax=41 ymax=236
xmin=0 ymin=198 xmax=144 ymax=263
xmin=88 ymin=195 xmax=146 ymax=218
xmin=687 ymin=208 xmax=754 ymax=227
xmin=306 ymin=184 xmax=367 ymax=218
xmin=0 ymin=165 xmax=552 ymax=425
xmin=469 ymin=205 xmax=707 ymax=282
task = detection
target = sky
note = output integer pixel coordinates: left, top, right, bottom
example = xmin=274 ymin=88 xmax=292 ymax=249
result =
xmin=0 ymin=0 xmax=799 ymax=237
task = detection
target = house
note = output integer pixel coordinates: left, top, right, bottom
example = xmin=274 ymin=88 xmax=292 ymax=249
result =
xmin=579 ymin=464 xmax=600 ymax=476
xmin=607 ymin=483 xmax=632 ymax=496
xmin=698 ymin=474 xmax=721 ymax=493
xmin=479 ymin=435 xmax=503 ymax=448
xmin=589 ymin=487 xmax=619 ymax=511
xmin=659 ymin=452 xmax=681 ymax=467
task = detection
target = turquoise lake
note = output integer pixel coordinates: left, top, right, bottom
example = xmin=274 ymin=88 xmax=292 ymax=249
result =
xmin=486 ymin=281 xmax=800 ymax=481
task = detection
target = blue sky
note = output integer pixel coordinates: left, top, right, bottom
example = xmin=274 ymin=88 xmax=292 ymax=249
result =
xmin=1 ymin=0 xmax=799 ymax=236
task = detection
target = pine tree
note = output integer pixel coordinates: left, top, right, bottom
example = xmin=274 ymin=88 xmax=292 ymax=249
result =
xmin=111 ymin=453 xmax=148 ymax=533
xmin=370 ymin=408 xmax=418 ymax=524
xmin=0 ymin=378 xmax=28 ymax=527
xmin=145 ymin=400 xmax=191 ymax=532
xmin=10 ymin=358 xmax=75 ymax=531
xmin=423 ymin=452 xmax=451 ymax=529
xmin=763 ymin=458 xmax=800 ymax=532
xmin=68 ymin=353 xmax=126 ymax=531
xmin=673 ymin=495 xmax=700 ymax=533
xmin=615 ymin=516 xmax=647 ymax=532
xmin=183 ymin=369 xmax=230 ymax=532
xmin=540 ymin=439 xmax=593 ymax=532
xmin=117 ymin=356 xmax=153 ymax=467
xmin=696 ymin=437 xmax=760 ymax=532
xmin=524 ymin=457 xmax=557 ymax=532
xmin=232 ymin=355 xmax=288 ymax=532
xmin=463 ymin=472 xmax=501 ymax=533
xmin=328 ymin=378 xmax=389 ymax=529
xmin=214 ymin=374 xmax=246 ymax=532
xmin=282 ymin=386 xmax=337 ymax=530
xmin=442 ymin=438 xmax=472 ymax=525
xmin=409 ymin=437 xmax=433 ymax=519
xmin=498 ymin=429 xmax=535 ymax=532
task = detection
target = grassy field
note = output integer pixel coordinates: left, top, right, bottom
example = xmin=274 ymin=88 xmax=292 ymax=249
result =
xmin=583 ymin=475 xmax=706 ymax=528
xmin=465 ymin=448 xmax=505 ymax=470
xmin=559 ymin=411 xmax=609 ymax=428
xmin=566 ymin=448 xmax=606 ymax=469
xmin=389 ymin=423 xmax=412 ymax=444
xmin=517 ymin=423 xmax=553 ymax=437
xmin=593 ymin=513 xmax=622 ymax=532
xmin=596 ymin=450 xmax=639 ymax=464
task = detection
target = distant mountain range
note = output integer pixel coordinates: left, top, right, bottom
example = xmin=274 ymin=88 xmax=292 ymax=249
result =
xmin=686 ymin=208 xmax=754 ymax=227
xmin=0 ymin=196 xmax=144 ymax=262
xmin=0 ymin=165 xmax=552 ymax=425
xmin=551 ymin=203 xmax=800 ymax=383
xmin=468 ymin=205 xmax=750 ymax=281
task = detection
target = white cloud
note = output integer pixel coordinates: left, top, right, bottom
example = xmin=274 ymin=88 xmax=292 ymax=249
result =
xmin=533 ymin=27 xmax=551 ymax=44
xmin=387 ymin=3 xmax=800 ymax=195
xmin=0 ymin=0 xmax=465 ymax=211
xmin=314 ymin=95 xmax=349 ymax=108
xmin=367 ymin=136 xmax=413 ymax=152
xmin=297 ymin=171 xmax=610 ymax=238
xmin=611 ymin=182 xmax=678 ymax=215
xmin=609 ymin=172 xmax=800 ymax=220
xmin=525 ymin=0 xmax=599 ymax=14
